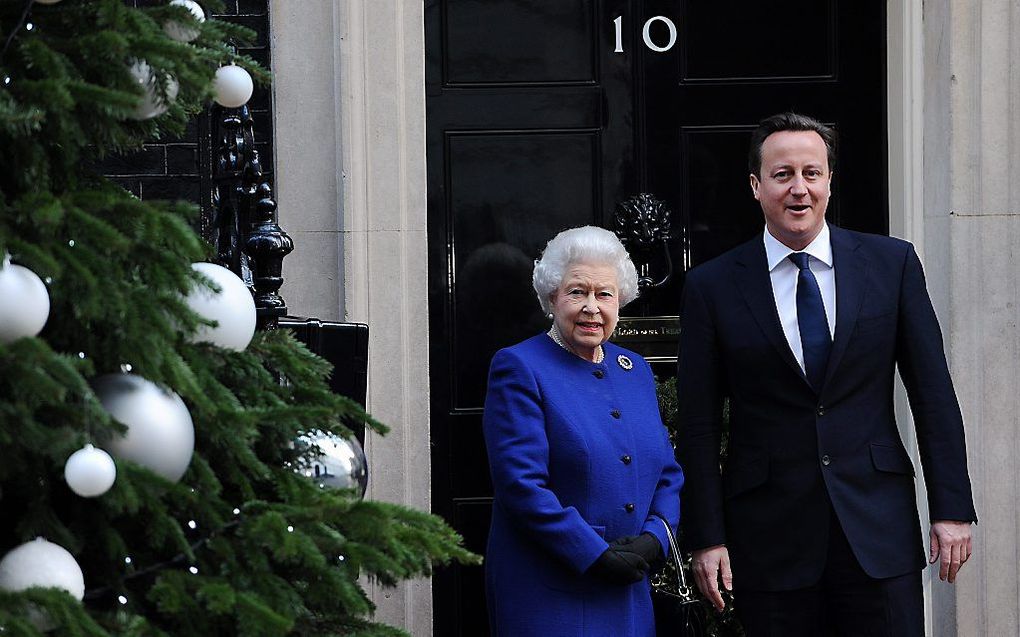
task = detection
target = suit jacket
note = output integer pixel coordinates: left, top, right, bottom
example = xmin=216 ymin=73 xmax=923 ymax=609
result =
xmin=483 ymin=334 xmax=684 ymax=636
xmin=676 ymin=225 xmax=976 ymax=592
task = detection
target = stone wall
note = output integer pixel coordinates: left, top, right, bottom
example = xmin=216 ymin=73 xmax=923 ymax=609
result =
xmin=925 ymin=0 xmax=1020 ymax=634
xmin=271 ymin=1 xmax=432 ymax=633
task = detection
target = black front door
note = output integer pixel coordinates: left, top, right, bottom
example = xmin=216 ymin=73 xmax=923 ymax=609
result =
xmin=426 ymin=1 xmax=886 ymax=633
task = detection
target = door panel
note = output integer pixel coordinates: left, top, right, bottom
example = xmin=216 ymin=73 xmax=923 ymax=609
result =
xmin=449 ymin=131 xmax=601 ymax=409
xmin=444 ymin=0 xmax=597 ymax=85
xmin=680 ymin=0 xmax=835 ymax=80
xmin=427 ymin=1 xmax=886 ymax=633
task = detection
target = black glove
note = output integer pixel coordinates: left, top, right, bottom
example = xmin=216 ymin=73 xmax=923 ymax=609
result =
xmin=586 ymin=546 xmax=649 ymax=585
xmin=609 ymin=533 xmax=663 ymax=566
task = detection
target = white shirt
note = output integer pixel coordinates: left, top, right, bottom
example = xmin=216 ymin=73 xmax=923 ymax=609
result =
xmin=764 ymin=223 xmax=837 ymax=372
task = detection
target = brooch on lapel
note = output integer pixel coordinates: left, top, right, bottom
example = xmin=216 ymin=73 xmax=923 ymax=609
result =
xmin=617 ymin=354 xmax=633 ymax=371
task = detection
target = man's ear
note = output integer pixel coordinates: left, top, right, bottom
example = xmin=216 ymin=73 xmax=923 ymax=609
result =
xmin=749 ymin=173 xmax=761 ymax=200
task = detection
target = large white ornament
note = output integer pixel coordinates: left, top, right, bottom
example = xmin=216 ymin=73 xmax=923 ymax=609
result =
xmin=296 ymin=432 xmax=368 ymax=499
xmin=163 ymin=0 xmax=205 ymax=43
xmin=127 ymin=60 xmax=179 ymax=120
xmin=213 ymin=65 xmax=254 ymax=108
xmin=64 ymin=444 xmax=117 ymax=498
xmin=185 ymin=262 xmax=256 ymax=351
xmin=34 ymin=0 xmax=63 ymax=4
xmin=0 ymin=538 xmax=84 ymax=601
xmin=0 ymin=255 xmax=50 ymax=344
xmin=92 ymin=374 xmax=194 ymax=482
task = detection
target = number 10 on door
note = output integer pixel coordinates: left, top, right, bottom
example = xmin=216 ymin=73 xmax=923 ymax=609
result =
xmin=613 ymin=15 xmax=678 ymax=53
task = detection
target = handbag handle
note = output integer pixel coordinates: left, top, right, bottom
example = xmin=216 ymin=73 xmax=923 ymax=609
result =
xmin=654 ymin=515 xmax=694 ymax=598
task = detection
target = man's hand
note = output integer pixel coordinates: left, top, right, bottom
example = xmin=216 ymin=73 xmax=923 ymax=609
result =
xmin=692 ymin=544 xmax=732 ymax=611
xmin=929 ymin=520 xmax=973 ymax=583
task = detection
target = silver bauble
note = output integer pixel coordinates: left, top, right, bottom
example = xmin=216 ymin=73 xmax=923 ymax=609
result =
xmin=92 ymin=373 xmax=194 ymax=482
xmin=64 ymin=444 xmax=117 ymax=497
xmin=127 ymin=60 xmax=179 ymax=120
xmin=296 ymin=431 xmax=368 ymax=499
xmin=163 ymin=0 xmax=205 ymax=43
xmin=184 ymin=262 xmax=256 ymax=351
xmin=213 ymin=65 xmax=254 ymax=108
xmin=0 ymin=538 xmax=84 ymax=600
xmin=0 ymin=255 xmax=50 ymax=344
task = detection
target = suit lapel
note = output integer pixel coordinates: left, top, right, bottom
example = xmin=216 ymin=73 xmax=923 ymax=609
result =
xmin=822 ymin=226 xmax=867 ymax=389
xmin=733 ymin=236 xmax=811 ymax=388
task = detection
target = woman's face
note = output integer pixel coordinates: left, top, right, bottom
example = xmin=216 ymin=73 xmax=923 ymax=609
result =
xmin=550 ymin=261 xmax=620 ymax=361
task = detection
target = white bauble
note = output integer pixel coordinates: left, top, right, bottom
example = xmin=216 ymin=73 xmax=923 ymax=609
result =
xmin=0 ymin=256 xmax=50 ymax=344
xmin=213 ymin=65 xmax=254 ymax=108
xmin=92 ymin=374 xmax=194 ymax=482
xmin=127 ymin=60 xmax=179 ymax=120
xmin=163 ymin=0 xmax=205 ymax=43
xmin=296 ymin=432 xmax=368 ymax=499
xmin=185 ymin=262 xmax=256 ymax=351
xmin=64 ymin=444 xmax=117 ymax=497
xmin=34 ymin=0 xmax=63 ymax=4
xmin=0 ymin=538 xmax=84 ymax=601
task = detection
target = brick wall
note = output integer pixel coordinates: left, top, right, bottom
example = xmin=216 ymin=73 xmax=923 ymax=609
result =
xmin=99 ymin=1 xmax=273 ymax=216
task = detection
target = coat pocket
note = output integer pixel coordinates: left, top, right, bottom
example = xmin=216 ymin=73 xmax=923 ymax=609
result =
xmin=723 ymin=456 xmax=769 ymax=498
xmin=870 ymin=443 xmax=915 ymax=476
xmin=538 ymin=524 xmax=606 ymax=594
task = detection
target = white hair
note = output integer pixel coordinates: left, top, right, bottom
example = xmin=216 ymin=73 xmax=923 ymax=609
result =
xmin=532 ymin=226 xmax=639 ymax=314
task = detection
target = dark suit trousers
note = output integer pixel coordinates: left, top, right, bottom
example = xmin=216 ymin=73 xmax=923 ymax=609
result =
xmin=735 ymin=510 xmax=924 ymax=637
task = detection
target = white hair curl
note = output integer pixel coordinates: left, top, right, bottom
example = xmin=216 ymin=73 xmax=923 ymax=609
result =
xmin=532 ymin=226 xmax=639 ymax=314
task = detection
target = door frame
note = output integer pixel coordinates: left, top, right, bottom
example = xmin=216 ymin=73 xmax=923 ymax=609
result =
xmin=269 ymin=1 xmax=929 ymax=634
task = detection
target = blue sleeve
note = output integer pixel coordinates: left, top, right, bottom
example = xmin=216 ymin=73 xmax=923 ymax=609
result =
xmin=482 ymin=348 xmax=609 ymax=573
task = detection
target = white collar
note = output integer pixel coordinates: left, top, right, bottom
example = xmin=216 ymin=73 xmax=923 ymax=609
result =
xmin=764 ymin=222 xmax=833 ymax=272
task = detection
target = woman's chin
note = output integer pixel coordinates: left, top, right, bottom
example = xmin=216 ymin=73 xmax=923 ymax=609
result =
xmin=570 ymin=333 xmax=604 ymax=351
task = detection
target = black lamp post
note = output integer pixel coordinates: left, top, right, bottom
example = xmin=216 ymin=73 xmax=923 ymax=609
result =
xmin=210 ymin=104 xmax=293 ymax=331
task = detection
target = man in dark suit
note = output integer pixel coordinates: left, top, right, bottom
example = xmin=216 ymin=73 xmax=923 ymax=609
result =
xmin=676 ymin=112 xmax=977 ymax=635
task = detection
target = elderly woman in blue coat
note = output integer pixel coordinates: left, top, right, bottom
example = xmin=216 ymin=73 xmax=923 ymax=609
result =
xmin=483 ymin=226 xmax=684 ymax=636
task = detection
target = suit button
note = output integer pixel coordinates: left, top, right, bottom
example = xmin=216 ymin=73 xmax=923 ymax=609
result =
xmin=610 ymin=410 xmax=621 ymax=419
xmin=821 ymin=455 xmax=831 ymax=466
xmin=625 ymin=503 xmax=635 ymax=513
xmin=593 ymin=369 xmax=605 ymax=379
xmin=817 ymin=405 xmax=826 ymax=416
xmin=621 ymin=455 xmax=632 ymax=465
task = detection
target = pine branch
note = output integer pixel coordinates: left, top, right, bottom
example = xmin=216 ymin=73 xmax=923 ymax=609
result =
xmin=0 ymin=0 xmax=32 ymax=62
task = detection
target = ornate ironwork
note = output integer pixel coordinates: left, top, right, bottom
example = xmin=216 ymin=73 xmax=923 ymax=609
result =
xmin=612 ymin=192 xmax=675 ymax=290
xmin=211 ymin=105 xmax=293 ymax=330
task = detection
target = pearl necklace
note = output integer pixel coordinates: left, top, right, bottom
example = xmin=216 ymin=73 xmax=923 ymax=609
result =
xmin=547 ymin=325 xmax=604 ymax=364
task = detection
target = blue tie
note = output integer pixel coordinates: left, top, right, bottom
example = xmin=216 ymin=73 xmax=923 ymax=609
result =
xmin=788 ymin=252 xmax=831 ymax=390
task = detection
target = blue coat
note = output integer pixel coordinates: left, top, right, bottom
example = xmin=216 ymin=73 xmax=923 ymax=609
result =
xmin=483 ymin=334 xmax=684 ymax=636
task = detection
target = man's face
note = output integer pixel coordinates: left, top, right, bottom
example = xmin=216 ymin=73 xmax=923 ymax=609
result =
xmin=749 ymin=130 xmax=832 ymax=251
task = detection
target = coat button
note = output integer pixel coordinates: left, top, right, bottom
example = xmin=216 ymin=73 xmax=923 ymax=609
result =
xmin=817 ymin=405 xmax=825 ymax=416
xmin=821 ymin=455 xmax=831 ymax=466
xmin=625 ymin=503 xmax=635 ymax=513
xmin=610 ymin=410 xmax=621 ymax=419
xmin=593 ymin=370 xmax=605 ymax=379
xmin=621 ymin=455 xmax=632 ymax=465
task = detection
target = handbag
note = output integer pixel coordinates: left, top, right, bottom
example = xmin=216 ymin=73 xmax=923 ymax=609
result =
xmin=649 ymin=516 xmax=708 ymax=636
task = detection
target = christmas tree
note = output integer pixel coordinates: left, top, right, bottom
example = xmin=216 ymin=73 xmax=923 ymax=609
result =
xmin=0 ymin=1 xmax=476 ymax=635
